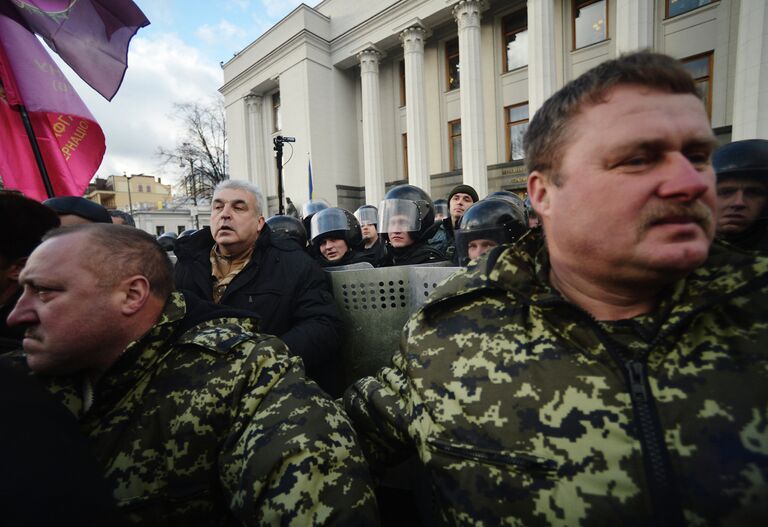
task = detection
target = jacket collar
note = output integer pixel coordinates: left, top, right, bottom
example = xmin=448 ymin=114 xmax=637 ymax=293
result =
xmin=424 ymin=230 xmax=768 ymax=321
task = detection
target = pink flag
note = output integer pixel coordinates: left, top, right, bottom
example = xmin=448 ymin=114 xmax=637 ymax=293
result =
xmin=8 ymin=0 xmax=149 ymax=101
xmin=0 ymin=5 xmax=105 ymax=200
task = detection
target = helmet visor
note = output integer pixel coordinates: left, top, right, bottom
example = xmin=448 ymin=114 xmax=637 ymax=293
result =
xmin=378 ymin=199 xmax=422 ymax=234
xmin=355 ymin=207 xmax=378 ymax=226
xmin=310 ymin=209 xmax=350 ymax=241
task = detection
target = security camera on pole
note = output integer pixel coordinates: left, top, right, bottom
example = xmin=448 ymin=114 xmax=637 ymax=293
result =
xmin=273 ymin=135 xmax=295 ymax=216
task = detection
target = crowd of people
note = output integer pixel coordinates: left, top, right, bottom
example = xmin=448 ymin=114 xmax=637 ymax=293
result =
xmin=1 ymin=50 xmax=767 ymax=526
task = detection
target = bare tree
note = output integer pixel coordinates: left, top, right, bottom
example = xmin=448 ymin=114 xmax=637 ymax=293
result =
xmin=157 ymin=97 xmax=227 ymax=202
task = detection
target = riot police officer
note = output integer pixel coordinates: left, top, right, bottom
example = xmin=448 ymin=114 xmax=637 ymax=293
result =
xmin=714 ymin=139 xmax=768 ymax=253
xmin=378 ymin=184 xmax=447 ymax=266
xmin=354 ymin=204 xmax=386 ymax=266
xmin=311 ymin=207 xmax=376 ymax=267
xmin=454 ymin=197 xmax=528 ymax=266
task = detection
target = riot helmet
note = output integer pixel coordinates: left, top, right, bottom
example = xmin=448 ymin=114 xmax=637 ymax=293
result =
xmin=455 ymin=198 xmax=527 ymax=265
xmin=434 ymin=199 xmax=449 ymax=221
xmin=156 ymin=231 xmax=177 ymax=252
xmin=378 ymin=184 xmax=436 ymax=245
xmin=178 ymin=228 xmax=197 ymax=238
xmin=301 ymin=199 xmax=330 ymax=236
xmin=487 ymin=190 xmax=523 ymax=206
xmin=266 ymin=214 xmax=308 ymax=247
xmin=713 ymin=139 xmax=768 ymax=182
xmin=310 ymin=207 xmax=363 ymax=249
xmin=354 ymin=204 xmax=378 ymax=226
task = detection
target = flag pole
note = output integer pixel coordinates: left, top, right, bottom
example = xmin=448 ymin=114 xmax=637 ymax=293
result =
xmin=15 ymin=103 xmax=54 ymax=197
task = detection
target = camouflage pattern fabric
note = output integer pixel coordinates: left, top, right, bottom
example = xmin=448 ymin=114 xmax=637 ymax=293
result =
xmin=345 ymin=230 xmax=768 ymax=526
xmin=27 ymin=292 xmax=379 ymax=526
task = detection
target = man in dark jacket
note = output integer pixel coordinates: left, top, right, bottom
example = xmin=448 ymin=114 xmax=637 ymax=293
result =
xmin=174 ymin=180 xmax=343 ymax=395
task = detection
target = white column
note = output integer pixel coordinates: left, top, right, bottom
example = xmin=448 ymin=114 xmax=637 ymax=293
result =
xmin=452 ymin=0 xmax=488 ymax=197
xmin=615 ymin=0 xmax=654 ymax=54
xmin=732 ymin=0 xmax=768 ymax=140
xmin=244 ymin=94 xmax=269 ymax=215
xmin=400 ymin=25 xmax=430 ymax=194
xmin=358 ymin=48 xmax=385 ymax=205
xmin=527 ymin=0 xmax=557 ymax=116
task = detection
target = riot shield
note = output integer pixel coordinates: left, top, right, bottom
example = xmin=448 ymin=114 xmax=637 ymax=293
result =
xmin=328 ymin=265 xmax=461 ymax=385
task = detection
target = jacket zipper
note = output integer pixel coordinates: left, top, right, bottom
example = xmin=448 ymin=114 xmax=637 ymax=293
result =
xmin=537 ymin=298 xmax=688 ymax=526
xmin=623 ymin=358 xmax=686 ymax=527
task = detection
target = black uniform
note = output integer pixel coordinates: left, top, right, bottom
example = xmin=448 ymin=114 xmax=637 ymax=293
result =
xmin=174 ymin=225 xmax=344 ymax=395
xmin=382 ymin=241 xmax=447 ymax=266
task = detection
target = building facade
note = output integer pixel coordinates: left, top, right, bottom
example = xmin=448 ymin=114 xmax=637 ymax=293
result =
xmin=221 ymin=0 xmax=768 ymax=214
xmin=87 ymin=174 xmax=173 ymax=212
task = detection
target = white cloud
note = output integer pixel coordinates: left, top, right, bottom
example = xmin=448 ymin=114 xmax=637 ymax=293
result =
xmin=261 ymin=0 xmax=304 ymax=19
xmin=58 ymin=32 xmax=223 ymax=186
xmin=228 ymin=0 xmax=252 ymax=10
xmin=196 ymin=20 xmax=247 ymax=45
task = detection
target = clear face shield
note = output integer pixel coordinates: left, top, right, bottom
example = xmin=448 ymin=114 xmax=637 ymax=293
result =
xmin=378 ymin=199 xmax=422 ymax=234
xmin=310 ymin=208 xmax=351 ymax=242
xmin=354 ymin=207 xmax=378 ymax=226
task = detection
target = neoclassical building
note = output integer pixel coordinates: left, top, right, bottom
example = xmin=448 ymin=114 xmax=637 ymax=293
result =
xmin=220 ymin=0 xmax=767 ymax=214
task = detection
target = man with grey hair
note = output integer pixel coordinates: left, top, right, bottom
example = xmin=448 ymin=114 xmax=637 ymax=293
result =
xmin=174 ymin=180 xmax=344 ymax=396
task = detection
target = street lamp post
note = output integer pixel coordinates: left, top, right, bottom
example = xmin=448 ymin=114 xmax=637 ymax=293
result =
xmin=125 ymin=172 xmax=134 ymax=216
xmin=181 ymin=143 xmax=200 ymax=229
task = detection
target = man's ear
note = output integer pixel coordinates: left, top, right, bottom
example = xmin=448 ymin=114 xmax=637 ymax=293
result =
xmin=528 ymin=171 xmax=552 ymax=219
xmin=6 ymin=257 xmax=27 ymax=281
xmin=119 ymin=275 xmax=152 ymax=316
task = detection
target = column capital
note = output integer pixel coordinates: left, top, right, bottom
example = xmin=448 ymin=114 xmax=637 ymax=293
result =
xmin=450 ymin=0 xmax=489 ymax=28
xmin=357 ymin=48 xmax=382 ymax=74
xmin=399 ymin=25 xmax=427 ymax=49
xmin=244 ymin=93 xmax=263 ymax=108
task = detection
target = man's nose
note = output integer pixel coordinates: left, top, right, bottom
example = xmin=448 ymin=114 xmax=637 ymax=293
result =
xmin=731 ymin=190 xmax=747 ymax=207
xmin=659 ymin=152 xmax=711 ymax=201
xmin=6 ymin=289 xmax=38 ymax=327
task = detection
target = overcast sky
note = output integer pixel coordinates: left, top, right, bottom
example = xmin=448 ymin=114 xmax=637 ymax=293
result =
xmin=59 ymin=0 xmax=305 ymax=187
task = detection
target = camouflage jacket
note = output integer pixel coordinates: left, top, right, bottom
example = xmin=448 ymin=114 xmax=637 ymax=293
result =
xmin=345 ymin=232 xmax=768 ymax=526
xmin=37 ymin=292 xmax=378 ymax=526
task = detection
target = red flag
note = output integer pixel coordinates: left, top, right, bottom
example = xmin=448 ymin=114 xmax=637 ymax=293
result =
xmin=0 ymin=6 xmax=105 ymax=200
xmin=9 ymin=0 xmax=149 ymax=101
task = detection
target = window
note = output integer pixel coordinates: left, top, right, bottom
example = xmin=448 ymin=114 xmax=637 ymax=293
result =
xmin=666 ymin=0 xmax=713 ymax=18
xmin=177 ymin=225 xmax=186 ymax=234
xmin=573 ymin=0 xmax=607 ymax=50
xmin=399 ymin=60 xmax=406 ymax=106
xmin=503 ymin=10 xmax=528 ymax=72
xmin=272 ymin=92 xmax=281 ymax=132
xmin=506 ymin=103 xmax=529 ymax=162
xmin=449 ymin=120 xmax=462 ymax=171
xmin=156 ymin=226 xmax=165 ymax=236
xmin=446 ymin=38 xmax=460 ymax=91
xmin=402 ymin=133 xmax=409 ymax=180
xmin=137 ymin=184 xmax=143 ymax=193
xmin=681 ymin=52 xmax=713 ymax=119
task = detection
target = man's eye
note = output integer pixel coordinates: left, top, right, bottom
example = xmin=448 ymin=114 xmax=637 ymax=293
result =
xmin=685 ymin=152 xmax=711 ymax=167
xmin=624 ymin=156 xmax=650 ymax=167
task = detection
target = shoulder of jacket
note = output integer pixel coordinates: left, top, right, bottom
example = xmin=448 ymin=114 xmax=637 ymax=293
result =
xmin=174 ymin=316 xmax=280 ymax=356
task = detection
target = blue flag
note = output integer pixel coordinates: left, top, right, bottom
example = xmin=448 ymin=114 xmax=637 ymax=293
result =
xmin=308 ymin=156 xmax=314 ymax=200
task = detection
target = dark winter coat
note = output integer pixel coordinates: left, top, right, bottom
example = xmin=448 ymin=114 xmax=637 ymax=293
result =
xmin=382 ymin=240 xmax=447 ymax=266
xmin=174 ymin=225 xmax=344 ymax=395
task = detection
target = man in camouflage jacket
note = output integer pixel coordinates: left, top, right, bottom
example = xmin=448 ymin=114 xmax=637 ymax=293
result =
xmin=5 ymin=224 xmax=378 ymax=526
xmin=345 ymin=52 xmax=768 ymax=525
